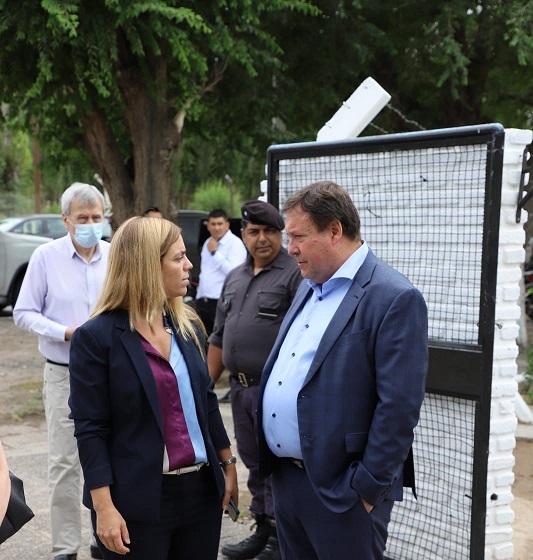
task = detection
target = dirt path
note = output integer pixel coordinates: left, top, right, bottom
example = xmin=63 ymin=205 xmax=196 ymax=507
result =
xmin=513 ymin=439 xmax=533 ymax=560
xmin=1 ymin=311 xmax=532 ymax=558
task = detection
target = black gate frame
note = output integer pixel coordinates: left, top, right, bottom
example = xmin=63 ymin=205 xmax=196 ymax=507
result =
xmin=266 ymin=124 xmax=505 ymax=559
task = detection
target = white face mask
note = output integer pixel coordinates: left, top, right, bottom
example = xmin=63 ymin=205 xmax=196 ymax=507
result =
xmin=72 ymin=222 xmax=103 ymax=248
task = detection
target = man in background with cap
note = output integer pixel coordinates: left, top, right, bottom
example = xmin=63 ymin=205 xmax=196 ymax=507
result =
xmin=208 ymin=200 xmax=302 ymax=560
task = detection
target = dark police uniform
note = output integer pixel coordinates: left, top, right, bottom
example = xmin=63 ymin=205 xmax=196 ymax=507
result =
xmin=209 ymin=247 xmax=301 ymax=521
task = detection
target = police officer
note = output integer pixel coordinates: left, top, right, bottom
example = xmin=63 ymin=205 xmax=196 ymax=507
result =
xmin=208 ymin=200 xmax=302 ymax=560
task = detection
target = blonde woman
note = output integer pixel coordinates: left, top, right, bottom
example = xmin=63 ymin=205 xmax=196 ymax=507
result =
xmin=69 ymin=217 xmax=238 ymax=559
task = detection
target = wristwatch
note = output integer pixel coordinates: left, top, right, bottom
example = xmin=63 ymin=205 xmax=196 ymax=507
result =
xmin=210 ymin=250 xmax=216 ymax=256
xmin=219 ymin=456 xmax=237 ymax=467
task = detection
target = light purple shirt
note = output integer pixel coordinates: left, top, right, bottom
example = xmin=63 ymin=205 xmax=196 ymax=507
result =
xmin=13 ymin=234 xmax=110 ymax=364
xmin=262 ymin=242 xmax=369 ymax=459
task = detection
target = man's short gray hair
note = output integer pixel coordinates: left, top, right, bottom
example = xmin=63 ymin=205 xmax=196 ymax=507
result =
xmin=61 ymin=182 xmax=105 ymax=215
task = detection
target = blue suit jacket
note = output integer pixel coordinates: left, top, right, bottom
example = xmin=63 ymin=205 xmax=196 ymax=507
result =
xmin=257 ymin=249 xmax=428 ymax=513
xmin=69 ymin=309 xmax=230 ymax=521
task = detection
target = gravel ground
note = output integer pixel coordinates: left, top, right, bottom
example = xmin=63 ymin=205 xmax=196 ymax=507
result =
xmin=1 ymin=310 xmax=532 ymax=559
xmin=0 ymin=400 xmax=253 ymax=560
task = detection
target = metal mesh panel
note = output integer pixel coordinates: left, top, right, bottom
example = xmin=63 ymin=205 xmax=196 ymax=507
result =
xmin=386 ymin=395 xmax=475 ymax=560
xmin=277 ymin=144 xmax=487 ymax=345
xmin=270 ymin=132 xmax=498 ymax=559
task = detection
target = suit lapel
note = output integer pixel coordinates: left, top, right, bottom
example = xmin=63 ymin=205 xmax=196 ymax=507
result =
xmin=116 ymin=312 xmax=206 ymax=436
xmin=264 ymin=249 xmax=378 ymax=386
xmin=303 ymin=281 xmax=365 ymax=385
xmin=118 ymin=317 xmax=163 ymax=433
xmin=303 ymin=250 xmax=377 ymax=385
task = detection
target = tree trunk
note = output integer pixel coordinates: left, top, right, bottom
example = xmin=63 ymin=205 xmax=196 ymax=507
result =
xmin=80 ymin=37 xmax=184 ymax=227
xmin=82 ymin=108 xmax=133 ymax=226
xmin=117 ymin=49 xmax=182 ymax=222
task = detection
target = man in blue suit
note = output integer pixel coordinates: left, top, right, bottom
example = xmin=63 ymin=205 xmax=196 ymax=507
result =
xmin=258 ymin=181 xmax=428 ymax=560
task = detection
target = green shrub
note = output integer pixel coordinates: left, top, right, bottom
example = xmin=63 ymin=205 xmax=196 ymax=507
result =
xmin=187 ymin=179 xmax=243 ymax=218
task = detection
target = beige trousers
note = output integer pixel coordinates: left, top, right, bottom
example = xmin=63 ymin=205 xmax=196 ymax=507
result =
xmin=43 ymin=362 xmax=83 ymax=557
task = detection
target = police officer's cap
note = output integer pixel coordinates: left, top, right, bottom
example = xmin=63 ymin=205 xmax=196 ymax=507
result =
xmin=241 ymin=200 xmax=284 ymax=231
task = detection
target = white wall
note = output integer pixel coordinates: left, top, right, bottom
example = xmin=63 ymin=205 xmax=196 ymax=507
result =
xmin=485 ymin=128 xmax=532 ymax=560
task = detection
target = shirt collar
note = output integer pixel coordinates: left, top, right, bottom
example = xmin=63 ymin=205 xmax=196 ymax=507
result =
xmin=217 ymin=229 xmax=232 ymax=246
xmin=307 ymin=240 xmax=369 ymax=295
xmin=245 ymin=247 xmax=285 ymax=273
xmin=66 ymin=233 xmax=103 ymax=262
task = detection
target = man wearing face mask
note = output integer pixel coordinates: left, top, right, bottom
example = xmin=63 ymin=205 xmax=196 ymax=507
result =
xmin=14 ymin=182 xmax=110 ymax=560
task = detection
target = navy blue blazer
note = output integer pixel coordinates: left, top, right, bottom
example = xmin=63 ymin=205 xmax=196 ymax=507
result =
xmin=257 ymin=249 xmax=428 ymax=513
xmin=69 ymin=309 xmax=230 ymax=521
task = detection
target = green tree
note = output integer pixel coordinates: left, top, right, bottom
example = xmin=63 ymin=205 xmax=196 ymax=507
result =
xmin=0 ymin=126 xmax=33 ymax=193
xmin=0 ymin=0 xmax=316 ymax=224
xmin=1 ymin=1 xmax=530 ymax=224
xmin=264 ymin=0 xmax=533 ymax=134
xmin=1 ymin=109 xmax=99 ymax=213
xmin=171 ymin=0 xmax=531 ymax=203
xmin=172 ymin=134 xmax=265 ymax=208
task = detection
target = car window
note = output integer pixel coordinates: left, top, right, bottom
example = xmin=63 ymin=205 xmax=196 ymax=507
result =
xmin=20 ymin=219 xmax=43 ymax=236
xmin=47 ymin=217 xmax=67 ymax=237
xmin=6 ymin=216 xmax=67 ymax=239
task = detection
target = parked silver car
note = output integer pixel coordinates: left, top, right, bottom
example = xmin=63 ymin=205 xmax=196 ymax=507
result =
xmin=0 ymin=223 xmax=50 ymax=310
xmin=1 ymin=214 xmax=112 ymax=241
xmin=0 ymin=215 xmax=113 ymax=310
xmin=1 ymin=214 xmax=69 ymax=239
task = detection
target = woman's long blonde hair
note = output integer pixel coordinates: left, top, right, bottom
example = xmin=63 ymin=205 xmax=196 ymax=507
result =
xmin=91 ymin=216 xmax=205 ymax=352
